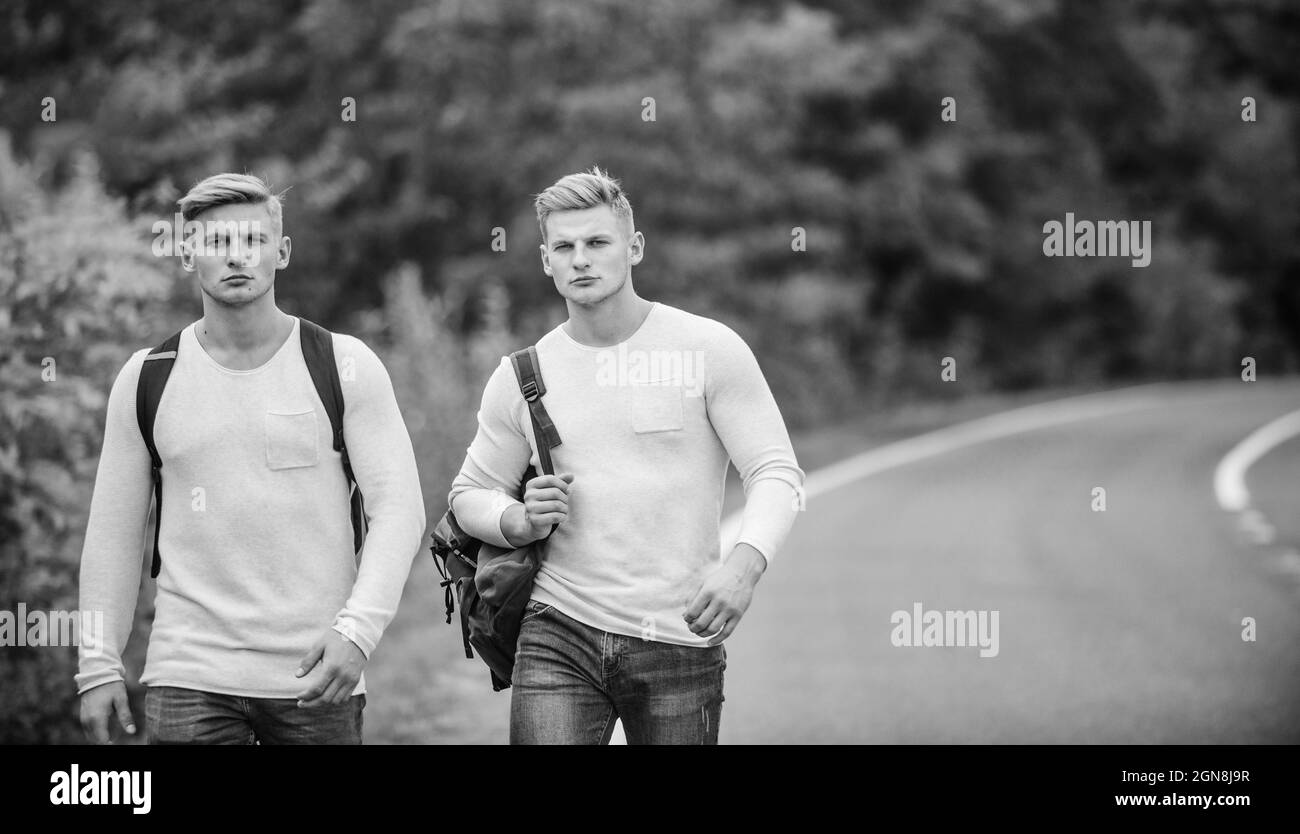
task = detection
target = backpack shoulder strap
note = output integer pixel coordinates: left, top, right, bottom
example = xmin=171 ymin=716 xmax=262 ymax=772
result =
xmin=298 ymin=317 xmax=366 ymax=553
xmin=509 ymin=346 xmax=561 ymax=476
xmin=135 ymin=329 xmax=183 ymax=579
xmin=299 ymin=318 xmax=345 ymax=455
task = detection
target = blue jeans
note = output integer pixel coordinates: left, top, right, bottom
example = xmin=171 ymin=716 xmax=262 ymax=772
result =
xmin=145 ymin=685 xmax=365 ymax=745
xmin=510 ymin=599 xmax=727 ymax=744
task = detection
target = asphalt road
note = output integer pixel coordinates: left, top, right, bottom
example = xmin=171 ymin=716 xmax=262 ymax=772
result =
xmin=719 ymin=380 xmax=1300 ymax=743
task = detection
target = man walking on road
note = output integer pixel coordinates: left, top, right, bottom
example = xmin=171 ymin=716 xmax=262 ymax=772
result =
xmin=77 ymin=173 xmax=426 ymax=744
xmin=450 ymin=168 xmax=803 ymax=744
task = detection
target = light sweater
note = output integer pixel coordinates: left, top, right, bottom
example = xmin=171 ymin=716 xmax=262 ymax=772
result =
xmin=449 ymin=302 xmax=803 ymax=647
xmin=75 ymin=318 xmax=426 ymax=697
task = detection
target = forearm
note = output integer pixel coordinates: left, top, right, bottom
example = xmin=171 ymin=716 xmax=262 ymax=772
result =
xmin=734 ymin=476 xmax=802 ymax=567
xmin=449 ymin=485 xmax=520 ymax=548
xmin=332 ymin=487 xmax=425 ymax=657
xmin=76 ymin=503 xmax=147 ymax=693
xmin=499 ymin=502 xmax=545 ymax=548
xmin=725 ymin=542 xmax=768 ymax=586
xmin=75 ymin=552 xmax=144 ymax=695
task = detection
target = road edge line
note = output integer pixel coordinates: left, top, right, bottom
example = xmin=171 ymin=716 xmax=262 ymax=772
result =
xmin=1213 ymin=409 xmax=1300 ymax=513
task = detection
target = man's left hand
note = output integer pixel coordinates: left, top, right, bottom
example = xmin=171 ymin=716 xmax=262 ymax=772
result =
xmin=683 ymin=544 xmax=767 ymax=646
xmin=295 ymin=628 xmax=367 ymax=707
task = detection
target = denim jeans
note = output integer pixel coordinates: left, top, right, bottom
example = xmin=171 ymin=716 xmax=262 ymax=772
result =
xmin=145 ymin=685 xmax=365 ymax=745
xmin=510 ymin=599 xmax=726 ymax=744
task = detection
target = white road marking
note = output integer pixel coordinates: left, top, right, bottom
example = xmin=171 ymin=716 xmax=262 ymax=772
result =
xmin=1213 ymin=408 xmax=1300 ymax=513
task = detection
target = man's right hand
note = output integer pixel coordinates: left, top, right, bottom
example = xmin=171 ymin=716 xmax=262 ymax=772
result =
xmin=80 ymin=681 xmax=136 ymax=744
xmin=502 ymin=472 xmax=575 ymax=546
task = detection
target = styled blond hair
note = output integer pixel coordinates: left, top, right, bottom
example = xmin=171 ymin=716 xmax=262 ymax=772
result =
xmin=178 ymin=173 xmax=287 ymax=233
xmin=534 ymin=167 xmax=634 ymax=242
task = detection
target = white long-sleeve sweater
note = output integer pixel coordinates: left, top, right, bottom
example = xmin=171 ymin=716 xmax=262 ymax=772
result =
xmin=75 ymin=318 xmax=426 ymax=697
xmin=449 ymin=302 xmax=803 ymax=647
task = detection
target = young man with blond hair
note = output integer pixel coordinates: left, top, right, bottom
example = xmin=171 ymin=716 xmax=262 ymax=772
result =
xmin=77 ymin=173 xmax=425 ymax=744
xmin=450 ymin=168 xmax=804 ymax=744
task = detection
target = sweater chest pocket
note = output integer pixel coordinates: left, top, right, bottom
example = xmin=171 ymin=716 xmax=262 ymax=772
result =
xmin=631 ymin=381 xmax=684 ymax=434
xmin=265 ymin=409 xmax=319 ymax=470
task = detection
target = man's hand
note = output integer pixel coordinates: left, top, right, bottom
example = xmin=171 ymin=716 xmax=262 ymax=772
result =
xmin=295 ymin=629 xmax=367 ymax=707
xmin=683 ymin=543 xmax=768 ymax=646
xmin=79 ymin=681 xmax=136 ymax=744
xmin=502 ymin=473 xmax=575 ymax=546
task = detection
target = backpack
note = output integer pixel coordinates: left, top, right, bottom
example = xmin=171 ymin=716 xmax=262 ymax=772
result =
xmin=430 ymin=345 xmax=561 ymax=692
xmin=135 ymin=317 xmax=367 ymax=579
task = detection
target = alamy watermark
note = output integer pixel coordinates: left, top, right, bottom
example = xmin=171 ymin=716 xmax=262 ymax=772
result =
xmin=890 ymin=602 xmax=999 ymax=658
xmin=1042 ymin=212 xmax=1151 ymax=267
xmin=0 ymin=604 xmax=104 ymax=656
xmin=151 ymin=214 xmax=264 ymax=265
xmin=50 ymin=765 xmax=151 ymax=814
xmin=596 ymin=345 xmax=705 ymax=396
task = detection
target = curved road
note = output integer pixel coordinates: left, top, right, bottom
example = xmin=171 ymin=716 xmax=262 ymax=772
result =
xmin=720 ymin=380 xmax=1300 ymax=743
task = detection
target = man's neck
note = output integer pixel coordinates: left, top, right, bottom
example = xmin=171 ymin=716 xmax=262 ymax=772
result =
xmin=195 ymin=296 xmax=295 ymax=370
xmin=564 ymin=291 xmax=654 ymax=347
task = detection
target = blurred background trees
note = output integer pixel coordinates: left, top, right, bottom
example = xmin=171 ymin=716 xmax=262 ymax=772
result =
xmin=1 ymin=0 xmax=1296 ymax=740
xmin=0 ymin=139 xmax=183 ymax=741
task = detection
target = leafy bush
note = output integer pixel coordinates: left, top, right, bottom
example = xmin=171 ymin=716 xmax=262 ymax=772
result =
xmin=0 ymin=134 xmax=182 ymax=743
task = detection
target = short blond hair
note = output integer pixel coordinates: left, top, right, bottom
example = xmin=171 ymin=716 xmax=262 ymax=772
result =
xmin=534 ymin=167 xmax=634 ymax=242
xmin=178 ymin=173 xmax=287 ymax=233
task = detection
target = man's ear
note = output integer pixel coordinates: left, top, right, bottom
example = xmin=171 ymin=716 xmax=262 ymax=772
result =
xmin=628 ymin=231 xmax=645 ymax=267
xmin=277 ymin=236 xmax=292 ymax=269
xmin=539 ymin=243 xmax=552 ymax=275
xmin=180 ymin=239 xmax=196 ymax=272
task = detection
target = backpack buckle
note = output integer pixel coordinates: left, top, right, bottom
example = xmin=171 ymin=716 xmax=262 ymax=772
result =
xmin=521 ymin=380 xmax=540 ymax=402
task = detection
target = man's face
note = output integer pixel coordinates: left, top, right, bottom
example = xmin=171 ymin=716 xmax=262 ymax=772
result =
xmin=540 ymin=205 xmax=643 ymax=307
xmin=182 ymin=201 xmax=290 ymax=308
